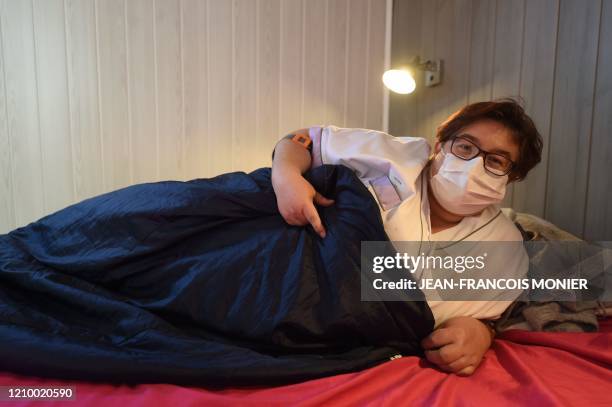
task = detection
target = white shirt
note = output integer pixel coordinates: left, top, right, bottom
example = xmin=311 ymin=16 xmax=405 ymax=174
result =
xmin=308 ymin=124 xmax=529 ymax=327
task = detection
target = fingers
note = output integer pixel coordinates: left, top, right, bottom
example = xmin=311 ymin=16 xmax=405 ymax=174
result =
xmin=421 ymin=321 xmax=487 ymax=377
xmin=425 ymin=346 xmax=478 ymax=376
xmin=303 ymin=203 xmax=326 ymax=238
xmin=421 ymin=328 xmax=455 ymax=350
xmin=424 ymin=343 xmax=462 ymax=366
xmin=456 ymin=365 xmax=476 ymax=376
xmin=438 ymin=355 xmax=471 ymax=373
xmin=313 ymin=192 xmax=335 ymax=207
xmin=279 ymin=208 xmax=308 ymax=226
xmin=277 ymin=189 xmax=330 ymax=238
xmin=425 ymin=343 xmax=482 ymax=376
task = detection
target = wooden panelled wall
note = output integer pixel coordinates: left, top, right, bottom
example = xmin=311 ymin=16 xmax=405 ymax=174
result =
xmin=0 ymin=0 xmax=389 ymax=233
xmin=390 ymin=0 xmax=612 ymax=240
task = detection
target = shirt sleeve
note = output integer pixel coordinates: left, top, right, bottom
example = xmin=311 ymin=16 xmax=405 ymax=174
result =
xmin=308 ymin=124 xmax=431 ymax=179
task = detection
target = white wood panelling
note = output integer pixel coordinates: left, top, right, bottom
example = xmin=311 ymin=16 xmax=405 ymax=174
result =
xmin=390 ymin=0 xmax=612 ymax=240
xmin=279 ymin=0 xmax=302 ymax=136
xmin=585 ymin=0 xmax=612 ymax=241
xmin=97 ymin=0 xmax=131 ymax=191
xmin=0 ymin=0 xmax=45 ymax=229
xmin=388 ymin=0 xmax=420 ymax=137
xmin=33 ymin=0 xmax=75 ymax=214
xmin=156 ymin=0 xmax=184 ymax=181
xmin=0 ymin=1 xmax=14 ymax=232
xmin=326 ymin=0 xmax=347 ymax=126
xmin=182 ymin=0 xmax=209 ymax=179
xmin=490 ymin=0 xmax=525 ymax=208
xmin=256 ymin=0 xmax=281 ymax=171
xmin=366 ymin=0 xmax=387 ymax=130
xmin=126 ymin=0 xmax=157 ymax=183
xmin=0 ymin=0 xmax=390 ymax=233
xmin=546 ymin=0 xmax=601 ymax=237
xmin=234 ymin=0 xmax=257 ymax=172
xmin=346 ymin=0 xmax=369 ymax=127
xmin=466 ymin=0 xmax=496 ymax=104
xmin=512 ymin=0 xmax=559 ymax=218
xmin=65 ymin=0 xmax=105 ymax=201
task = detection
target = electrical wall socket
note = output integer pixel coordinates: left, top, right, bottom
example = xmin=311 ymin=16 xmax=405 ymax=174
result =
xmin=424 ymin=59 xmax=442 ymax=87
xmin=425 ymin=70 xmax=441 ymax=87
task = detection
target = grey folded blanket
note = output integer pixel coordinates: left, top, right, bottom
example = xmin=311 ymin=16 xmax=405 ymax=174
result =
xmin=494 ymin=300 xmax=611 ymax=333
xmin=494 ymin=209 xmax=610 ymax=333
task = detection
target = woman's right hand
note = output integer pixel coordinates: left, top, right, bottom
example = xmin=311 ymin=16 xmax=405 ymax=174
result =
xmin=271 ymin=171 xmax=334 ymax=238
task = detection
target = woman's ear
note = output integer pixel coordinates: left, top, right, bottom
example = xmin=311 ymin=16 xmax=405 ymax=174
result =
xmin=434 ymin=141 xmax=441 ymax=154
xmin=506 ymin=173 xmax=519 ymax=184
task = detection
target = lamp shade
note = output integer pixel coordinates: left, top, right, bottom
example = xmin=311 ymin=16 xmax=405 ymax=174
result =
xmin=382 ymin=69 xmax=416 ymax=94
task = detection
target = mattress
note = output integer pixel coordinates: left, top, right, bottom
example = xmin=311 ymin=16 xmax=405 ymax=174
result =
xmin=2 ymin=318 xmax=610 ymax=406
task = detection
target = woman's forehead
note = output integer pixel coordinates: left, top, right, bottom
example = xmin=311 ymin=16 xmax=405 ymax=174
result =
xmin=456 ymin=120 xmax=520 ymax=161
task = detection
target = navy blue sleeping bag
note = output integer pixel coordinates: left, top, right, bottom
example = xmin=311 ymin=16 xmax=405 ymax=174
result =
xmin=0 ymin=164 xmax=433 ymax=386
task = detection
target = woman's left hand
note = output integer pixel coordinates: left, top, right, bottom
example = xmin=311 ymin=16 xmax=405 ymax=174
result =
xmin=420 ymin=316 xmax=494 ymax=376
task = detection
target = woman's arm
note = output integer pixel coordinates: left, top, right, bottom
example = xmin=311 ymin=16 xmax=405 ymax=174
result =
xmin=271 ymin=129 xmax=312 ymax=175
xmin=421 ymin=316 xmax=495 ymax=376
xmin=271 ymin=129 xmax=334 ymax=238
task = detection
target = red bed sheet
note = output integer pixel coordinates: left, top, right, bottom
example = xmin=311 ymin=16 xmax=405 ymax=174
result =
xmin=2 ymin=318 xmax=611 ymax=406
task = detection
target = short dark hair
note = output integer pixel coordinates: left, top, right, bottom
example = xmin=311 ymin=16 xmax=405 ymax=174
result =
xmin=435 ymin=98 xmax=543 ymax=181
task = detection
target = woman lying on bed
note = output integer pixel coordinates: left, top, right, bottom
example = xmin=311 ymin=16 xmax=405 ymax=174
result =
xmin=271 ymin=98 xmax=543 ymax=376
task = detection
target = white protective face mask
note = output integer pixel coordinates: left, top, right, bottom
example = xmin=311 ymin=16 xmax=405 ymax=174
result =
xmin=429 ymin=148 xmax=508 ymax=216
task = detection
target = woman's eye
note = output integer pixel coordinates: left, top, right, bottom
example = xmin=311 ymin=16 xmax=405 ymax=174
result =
xmin=487 ymin=156 xmax=505 ymax=168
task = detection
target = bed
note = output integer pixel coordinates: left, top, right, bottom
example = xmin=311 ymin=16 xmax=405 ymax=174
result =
xmin=1 ymin=166 xmax=611 ymax=405
xmin=1 ymin=318 xmax=610 ymax=406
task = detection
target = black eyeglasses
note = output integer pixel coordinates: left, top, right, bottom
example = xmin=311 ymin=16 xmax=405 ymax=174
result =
xmin=448 ymin=135 xmax=515 ymax=176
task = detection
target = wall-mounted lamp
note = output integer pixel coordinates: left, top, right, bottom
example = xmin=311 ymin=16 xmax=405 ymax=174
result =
xmin=382 ymin=56 xmax=442 ymax=94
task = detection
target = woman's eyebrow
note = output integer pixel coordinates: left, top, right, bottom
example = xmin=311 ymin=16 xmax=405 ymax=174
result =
xmin=458 ymin=133 xmax=514 ymax=160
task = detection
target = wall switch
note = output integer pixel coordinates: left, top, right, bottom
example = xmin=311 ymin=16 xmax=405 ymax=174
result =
xmin=424 ymin=59 xmax=442 ymax=87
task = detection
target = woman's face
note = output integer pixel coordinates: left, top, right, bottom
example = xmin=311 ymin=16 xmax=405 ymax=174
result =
xmin=431 ymin=119 xmax=520 ymax=182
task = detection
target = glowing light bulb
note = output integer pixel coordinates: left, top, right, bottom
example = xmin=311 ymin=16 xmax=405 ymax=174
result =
xmin=382 ymin=69 xmax=416 ymax=94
